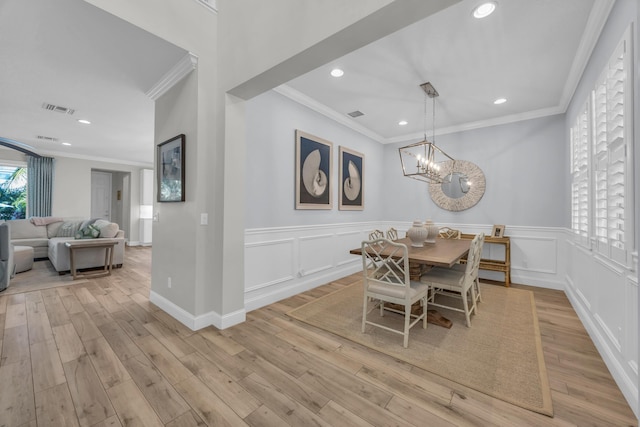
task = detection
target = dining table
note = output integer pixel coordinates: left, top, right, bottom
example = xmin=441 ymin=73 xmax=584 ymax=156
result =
xmin=350 ymin=237 xmax=471 ymax=280
xmin=350 ymin=236 xmax=471 ymax=328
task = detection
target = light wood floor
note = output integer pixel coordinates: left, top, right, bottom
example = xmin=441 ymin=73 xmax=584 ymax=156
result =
xmin=0 ymin=247 xmax=637 ymax=426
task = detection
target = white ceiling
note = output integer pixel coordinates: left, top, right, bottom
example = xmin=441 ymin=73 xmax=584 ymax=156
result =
xmin=0 ymin=0 xmax=187 ymax=166
xmin=0 ymin=0 xmax=609 ymax=165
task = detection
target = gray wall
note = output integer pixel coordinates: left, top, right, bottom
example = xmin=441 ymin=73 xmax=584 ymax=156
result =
xmin=245 ymin=90 xmax=386 ymax=228
xmin=245 ymin=91 xmax=567 ymax=229
xmin=383 ymin=115 xmax=567 ymax=227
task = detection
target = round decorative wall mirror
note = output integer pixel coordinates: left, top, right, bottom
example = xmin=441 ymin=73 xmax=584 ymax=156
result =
xmin=429 ymin=160 xmax=485 ymax=211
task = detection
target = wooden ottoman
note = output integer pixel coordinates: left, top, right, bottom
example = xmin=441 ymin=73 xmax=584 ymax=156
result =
xmin=13 ymin=245 xmax=34 ymax=274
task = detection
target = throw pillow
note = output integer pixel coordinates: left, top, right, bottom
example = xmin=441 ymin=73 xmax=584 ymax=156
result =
xmin=74 ymin=224 xmax=100 ymax=239
xmin=93 ymin=219 xmax=119 ymax=238
xmin=98 ymin=222 xmax=119 ymax=238
xmin=56 ymin=220 xmax=83 ymax=237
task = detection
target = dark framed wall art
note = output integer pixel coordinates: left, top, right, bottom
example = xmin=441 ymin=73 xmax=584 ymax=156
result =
xmin=339 ymin=146 xmax=364 ymax=210
xmin=157 ymin=134 xmax=185 ymax=202
xmin=295 ymin=130 xmax=333 ymax=210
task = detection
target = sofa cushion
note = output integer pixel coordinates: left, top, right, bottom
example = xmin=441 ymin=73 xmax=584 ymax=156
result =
xmin=47 ymin=221 xmax=64 ymax=238
xmin=56 ymin=220 xmax=83 ymax=237
xmin=94 ymin=220 xmax=119 ymax=238
xmin=10 ymin=219 xmax=48 ymax=240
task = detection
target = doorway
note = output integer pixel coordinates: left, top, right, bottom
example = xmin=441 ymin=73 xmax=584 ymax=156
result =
xmin=91 ymin=171 xmax=112 ymax=220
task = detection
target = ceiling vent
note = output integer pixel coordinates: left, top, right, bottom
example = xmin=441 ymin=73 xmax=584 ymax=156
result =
xmin=36 ymin=135 xmax=59 ymax=142
xmin=41 ymin=102 xmax=75 ymax=115
xmin=347 ymin=110 xmax=364 ymax=118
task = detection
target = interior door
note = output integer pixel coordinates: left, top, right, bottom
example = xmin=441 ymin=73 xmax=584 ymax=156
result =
xmin=91 ymin=171 xmax=112 ymax=220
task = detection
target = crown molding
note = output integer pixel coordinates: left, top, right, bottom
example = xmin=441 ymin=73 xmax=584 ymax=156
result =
xmin=273 ymin=85 xmax=385 ymax=143
xmin=385 ymin=105 xmax=565 ymax=144
xmin=146 ymin=52 xmax=198 ymax=101
xmin=37 ymin=148 xmax=153 ymax=168
xmin=558 ymin=0 xmax=615 ymax=111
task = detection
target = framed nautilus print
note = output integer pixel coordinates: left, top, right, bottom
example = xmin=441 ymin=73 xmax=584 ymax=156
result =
xmin=295 ymin=130 xmax=333 ymax=210
xmin=338 ymin=146 xmax=364 ymax=210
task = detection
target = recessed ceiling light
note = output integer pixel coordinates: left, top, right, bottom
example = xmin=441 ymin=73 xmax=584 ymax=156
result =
xmin=77 ymin=119 xmax=91 ymax=125
xmin=398 ymin=120 xmax=408 ymax=126
xmin=473 ymin=2 xmax=497 ymax=18
xmin=330 ymin=68 xmax=344 ymax=77
xmin=62 ymin=142 xmax=71 ymax=146
xmin=494 ymin=98 xmax=507 ymax=105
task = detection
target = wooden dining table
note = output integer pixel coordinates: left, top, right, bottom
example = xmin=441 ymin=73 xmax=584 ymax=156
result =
xmin=350 ymin=237 xmax=471 ymax=280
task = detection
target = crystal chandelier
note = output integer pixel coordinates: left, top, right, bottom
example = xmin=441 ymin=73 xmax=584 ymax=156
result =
xmin=398 ymin=82 xmax=454 ymax=184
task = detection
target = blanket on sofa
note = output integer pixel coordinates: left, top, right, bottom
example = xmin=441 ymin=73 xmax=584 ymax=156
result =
xmin=30 ymin=216 xmax=64 ymax=226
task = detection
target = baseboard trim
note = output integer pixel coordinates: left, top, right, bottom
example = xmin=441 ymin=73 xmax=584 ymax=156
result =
xmin=149 ymin=290 xmax=246 ymax=331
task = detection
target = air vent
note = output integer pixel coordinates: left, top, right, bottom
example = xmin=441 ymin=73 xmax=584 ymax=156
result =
xmin=36 ymin=135 xmax=59 ymax=142
xmin=41 ymin=102 xmax=75 ymax=115
xmin=348 ymin=110 xmax=364 ymax=118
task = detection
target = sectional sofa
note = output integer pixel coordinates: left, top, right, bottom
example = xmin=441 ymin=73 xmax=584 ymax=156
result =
xmin=6 ymin=217 xmax=125 ymax=273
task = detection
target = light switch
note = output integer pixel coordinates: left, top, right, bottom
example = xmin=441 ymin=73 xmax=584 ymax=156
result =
xmin=200 ymin=213 xmax=208 ymax=225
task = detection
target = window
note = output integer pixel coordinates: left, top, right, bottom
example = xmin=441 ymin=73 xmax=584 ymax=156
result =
xmin=0 ymin=164 xmax=27 ymax=220
xmin=569 ymin=28 xmax=634 ymax=266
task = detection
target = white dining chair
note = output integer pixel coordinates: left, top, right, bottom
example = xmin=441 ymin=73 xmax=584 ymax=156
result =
xmin=369 ymin=229 xmax=384 ymax=240
xmin=419 ymin=233 xmax=484 ymax=327
xmin=386 ymin=227 xmax=398 ymax=240
xmin=361 ymin=238 xmax=429 ymax=348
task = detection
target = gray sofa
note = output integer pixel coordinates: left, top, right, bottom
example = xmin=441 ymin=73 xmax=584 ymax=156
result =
xmin=7 ymin=218 xmax=125 ymax=273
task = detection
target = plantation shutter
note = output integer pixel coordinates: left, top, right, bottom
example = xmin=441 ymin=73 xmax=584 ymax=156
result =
xmin=591 ymin=38 xmax=628 ymax=263
xmin=570 ymin=104 xmax=589 ymax=246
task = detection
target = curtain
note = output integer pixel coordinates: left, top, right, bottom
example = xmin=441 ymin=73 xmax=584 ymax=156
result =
xmin=27 ymin=156 xmax=54 ymax=217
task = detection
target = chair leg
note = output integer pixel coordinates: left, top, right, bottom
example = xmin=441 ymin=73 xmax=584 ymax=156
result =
xmin=403 ymin=303 xmax=411 ymax=348
xmin=462 ymin=289 xmax=471 ymax=327
xmin=422 ymin=297 xmax=428 ymax=329
xmin=469 ymin=285 xmax=478 ymax=315
xmin=475 ymin=278 xmax=483 ymax=303
xmin=361 ymin=293 xmax=368 ymax=333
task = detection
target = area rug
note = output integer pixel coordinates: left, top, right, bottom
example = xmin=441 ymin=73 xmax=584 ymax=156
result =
xmin=287 ymin=281 xmax=553 ymax=416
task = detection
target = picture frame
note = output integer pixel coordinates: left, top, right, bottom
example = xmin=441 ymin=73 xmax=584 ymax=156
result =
xmin=157 ymin=134 xmax=185 ymax=202
xmin=492 ymin=224 xmax=505 ymax=238
xmin=339 ymin=146 xmax=364 ymax=210
xmin=295 ymin=130 xmax=333 ymax=210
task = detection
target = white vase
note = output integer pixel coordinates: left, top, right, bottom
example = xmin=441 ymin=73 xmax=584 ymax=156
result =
xmin=424 ymin=220 xmax=439 ymax=244
xmin=407 ymin=221 xmax=428 ymax=247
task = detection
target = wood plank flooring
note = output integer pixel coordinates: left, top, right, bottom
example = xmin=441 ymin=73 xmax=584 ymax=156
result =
xmin=0 ymin=247 xmax=637 ymax=426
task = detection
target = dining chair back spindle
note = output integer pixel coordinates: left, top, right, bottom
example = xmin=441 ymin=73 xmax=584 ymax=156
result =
xmin=369 ymin=229 xmax=384 ymax=240
xmin=386 ymin=227 xmax=398 ymax=240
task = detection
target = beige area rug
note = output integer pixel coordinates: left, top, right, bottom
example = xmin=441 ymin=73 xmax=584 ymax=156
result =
xmin=287 ymin=281 xmax=553 ymax=417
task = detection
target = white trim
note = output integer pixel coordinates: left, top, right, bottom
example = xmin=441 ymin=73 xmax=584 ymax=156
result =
xmin=274 ymin=85 xmax=385 ymax=143
xmin=146 ymin=52 xmax=199 ymax=101
xmin=149 ymin=290 xmax=245 ymax=330
xmin=559 ymin=0 xmax=616 ymax=110
xmin=564 ymin=283 xmax=638 ymax=416
xmin=36 ymin=148 xmax=153 ymax=168
xmin=193 ymin=0 xmax=217 ymax=13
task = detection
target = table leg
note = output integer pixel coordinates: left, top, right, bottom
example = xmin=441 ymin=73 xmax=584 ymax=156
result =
xmin=69 ymin=247 xmax=78 ymax=279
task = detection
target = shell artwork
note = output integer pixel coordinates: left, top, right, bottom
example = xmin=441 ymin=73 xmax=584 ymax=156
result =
xmin=343 ymin=160 xmax=361 ymax=201
xmin=302 ymin=149 xmax=327 ymax=197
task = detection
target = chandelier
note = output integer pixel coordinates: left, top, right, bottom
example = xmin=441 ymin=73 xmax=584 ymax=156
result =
xmin=398 ymin=82 xmax=454 ymax=184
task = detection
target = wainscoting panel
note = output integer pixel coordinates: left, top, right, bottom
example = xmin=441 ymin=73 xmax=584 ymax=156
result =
xmin=299 ymin=234 xmax=335 ymax=277
xmin=245 ymin=238 xmax=295 ymax=292
xmin=564 ymin=237 xmax=638 ymax=417
xmin=244 ymin=222 xmax=378 ymax=312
